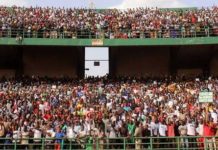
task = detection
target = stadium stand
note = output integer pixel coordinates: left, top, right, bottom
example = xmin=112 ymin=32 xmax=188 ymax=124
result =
xmin=0 ymin=5 xmax=218 ymax=150
xmin=0 ymin=76 xmax=217 ymax=149
xmin=0 ymin=6 xmax=218 ymax=38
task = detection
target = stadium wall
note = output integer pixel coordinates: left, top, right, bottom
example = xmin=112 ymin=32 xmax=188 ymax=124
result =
xmin=21 ymin=46 xmax=84 ymax=77
xmin=110 ymin=47 xmax=170 ymax=76
xmin=0 ymin=44 xmax=218 ymax=78
xmin=0 ymin=46 xmax=20 ymax=78
xmin=210 ymin=50 xmax=218 ymax=76
xmin=0 ymin=69 xmax=15 ymax=78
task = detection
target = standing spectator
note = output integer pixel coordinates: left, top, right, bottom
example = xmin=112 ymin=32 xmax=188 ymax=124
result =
xmin=54 ymin=127 xmax=65 ymax=150
xmin=12 ymin=125 xmax=21 ymax=149
xmin=134 ymin=121 xmax=142 ymax=150
xmin=142 ymin=124 xmax=151 ymax=149
xmin=32 ymin=124 xmax=42 ymax=150
xmin=98 ymin=128 xmax=105 ymax=150
xmin=66 ymin=123 xmax=76 ymax=149
xmin=179 ymin=121 xmax=189 ymax=149
xmin=4 ymin=126 xmax=13 ymax=150
xmin=20 ymin=126 xmax=29 ymax=150
xmin=44 ymin=124 xmax=55 ymax=150
xmin=203 ymin=119 xmax=215 ymax=150
xmin=167 ymin=120 xmax=175 ymax=148
xmin=0 ymin=118 xmax=5 ymax=149
xmin=196 ymin=119 xmax=204 ymax=150
xmin=215 ymin=125 xmax=218 ymax=149
xmin=108 ymin=123 xmax=117 ymax=149
xmin=158 ymin=120 xmax=167 ymax=148
xmin=187 ymin=119 xmax=197 ymax=148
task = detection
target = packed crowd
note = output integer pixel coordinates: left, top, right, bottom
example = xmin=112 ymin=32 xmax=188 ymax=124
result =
xmin=0 ymin=76 xmax=217 ymax=150
xmin=0 ymin=6 xmax=218 ymax=38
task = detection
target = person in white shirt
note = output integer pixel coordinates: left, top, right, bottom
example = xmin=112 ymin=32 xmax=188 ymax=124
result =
xmin=196 ymin=119 xmax=204 ymax=149
xmin=77 ymin=125 xmax=87 ymax=149
xmin=12 ymin=125 xmax=21 ymax=144
xmin=21 ymin=126 xmax=29 ymax=150
xmin=106 ymin=100 xmax=113 ymax=110
xmin=187 ymin=120 xmax=196 ymax=136
xmin=211 ymin=110 xmax=217 ymax=123
xmin=187 ymin=120 xmax=197 ymax=148
xmin=44 ymin=124 xmax=55 ymax=150
xmin=196 ymin=120 xmax=204 ymax=136
xmin=109 ymin=124 xmax=117 ymax=149
xmin=149 ymin=120 xmax=159 ymax=137
xmin=148 ymin=119 xmax=159 ymax=148
xmin=38 ymin=101 xmax=45 ymax=114
xmin=158 ymin=121 xmax=167 ymax=148
xmin=73 ymin=122 xmax=81 ymax=136
xmin=65 ymin=123 xmax=77 ymax=149
xmin=159 ymin=121 xmax=167 ymax=137
xmin=66 ymin=124 xmax=76 ymax=141
xmin=77 ymin=125 xmax=87 ymax=138
xmin=84 ymin=120 xmax=92 ymax=134
xmin=32 ymin=125 xmax=42 ymax=150
xmin=178 ymin=121 xmax=188 ymax=149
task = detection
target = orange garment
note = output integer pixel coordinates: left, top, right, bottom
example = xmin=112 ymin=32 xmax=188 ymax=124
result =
xmin=55 ymin=143 xmax=61 ymax=150
xmin=167 ymin=124 xmax=175 ymax=137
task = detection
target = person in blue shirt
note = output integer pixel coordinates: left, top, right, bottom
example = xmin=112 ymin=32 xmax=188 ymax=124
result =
xmin=4 ymin=129 xmax=13 ymax=150
xmin=55 ymin=127 xmax=65 ymax=150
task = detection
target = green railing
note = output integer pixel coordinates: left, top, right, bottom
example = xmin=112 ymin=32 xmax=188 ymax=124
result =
xmin=0 ymin=27 xmax=218 ymax=39
xmin=0 ymin=136 xmax=217 ymax=150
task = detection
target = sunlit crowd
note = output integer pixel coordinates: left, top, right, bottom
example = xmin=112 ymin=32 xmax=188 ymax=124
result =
xmin=0 ymin=6 xmax=218 ymax=38
xmin=0 ymin=76 xmax=217 ymax=150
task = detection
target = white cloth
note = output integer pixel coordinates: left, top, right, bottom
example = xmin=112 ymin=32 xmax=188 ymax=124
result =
xmin=178 ymin=125 xmax=187 ymax=136
xmin=78 ymin=130 xmax=87 ymax=138
xmin=211 ymin=112 xmax=217 ymax=123
xmin=196 ymin=124 xmax=204 ymax=136
xmin=109 ymin=128 xmax=117 ymax=138
xmin=39 ymin=104 xmax=45 ymax=113
xmin=150 ymin=122 xmax=159 ymax=136
xmin=13 ymin=130 xmax=21 ymax=143
xmin=33 ymin=129 xmax=42 ymax=142
xmin=66 ymin=127 xmax=76 ymax=140
xmin=158 ymin=123 xmax=167 ymax=136
xmin=74 ymin=125 xmax=81 ymax=135
xmin=187 ymin=123 xmax=196 ymax=136
xmin=45 ymin=129 xmax=55 ymax=142
xmin=21 ymin=131 xmax=29 ymax=144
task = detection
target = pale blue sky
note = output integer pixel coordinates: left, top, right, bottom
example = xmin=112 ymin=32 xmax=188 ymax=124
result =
xmin=0 ymin=0 xmax=217 ymax=8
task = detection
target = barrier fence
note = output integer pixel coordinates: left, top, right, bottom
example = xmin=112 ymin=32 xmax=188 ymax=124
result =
xmin=0 ymin=27 xmax=218 ymax=39
xmin=0 ymin=136 xmax=217 ymax=150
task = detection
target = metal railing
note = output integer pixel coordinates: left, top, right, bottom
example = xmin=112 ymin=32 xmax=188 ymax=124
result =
xmin=0 ymin=136 xmax=217 ymax=150
xmin=0 ymin=27 xmax=218 ymax=39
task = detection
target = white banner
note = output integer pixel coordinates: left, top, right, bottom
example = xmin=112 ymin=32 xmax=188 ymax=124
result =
xmin=199 ymin=92 xmax=213 ymax=103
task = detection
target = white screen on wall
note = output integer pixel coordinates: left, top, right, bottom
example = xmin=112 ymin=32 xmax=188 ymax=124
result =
xmin=85 ymin=47 xmax=109 ymax=77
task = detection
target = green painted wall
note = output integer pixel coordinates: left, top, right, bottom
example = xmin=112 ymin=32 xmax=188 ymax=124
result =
xmin=0 ymin=37 xmax=218 ymax=46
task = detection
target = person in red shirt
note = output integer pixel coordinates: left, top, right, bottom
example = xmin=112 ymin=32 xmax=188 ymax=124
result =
xmin=203 ymin=120 xmax=215 ymax=150
xmin=167 ymin=120 xmax=175 ymax=148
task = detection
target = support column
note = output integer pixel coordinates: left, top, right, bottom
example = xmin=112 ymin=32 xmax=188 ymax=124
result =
xmin=77 ymin=47 xmax=85 ymax=78
xmin=109 ymin=47 xmax=116 ymax=77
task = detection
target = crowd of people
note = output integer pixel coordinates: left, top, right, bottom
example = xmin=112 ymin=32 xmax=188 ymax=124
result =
xmin=0 ymin=6 xmax=218 ymax=38
xmin=0 ymin=76 xmax=217 ymax=150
